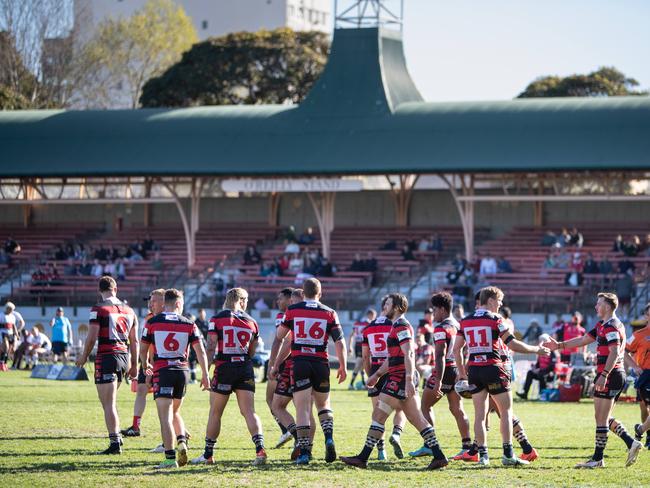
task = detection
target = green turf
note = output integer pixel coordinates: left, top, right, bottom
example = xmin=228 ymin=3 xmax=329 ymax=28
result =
xmin=1 ymin=369 xmax=648 ymax=487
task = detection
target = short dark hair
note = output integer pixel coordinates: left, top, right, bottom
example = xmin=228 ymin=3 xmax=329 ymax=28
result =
xmin=430 ymin=291 xmax=453 ymax=313
xmin=99 ymin=276 xmax=117 ymax=292
xmin=164 ymin=288 xmax=184 ymax=305
xmin=303 ymin=278 xmax=321 ymax=299
xmin=474 ymin=290 xmax=481 ymax=303
xmin=389 ymin=293 xmax=409 ymax=315
xmin=279 ymin=287 xmax=293 ymax=299
xmin=597 ymin=292 xmax=618 ymax=311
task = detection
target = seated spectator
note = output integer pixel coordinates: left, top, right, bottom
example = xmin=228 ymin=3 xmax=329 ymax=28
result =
xmin=618 ymin=257 xmax=635 ymax=274
xmin=4 ymin=236 xmax=21 ymax=255
xmin=297 ymin=227 xmax=316 ymax=245
xmin=612 ymin=234 xmax=625 ymax=252
xmin=417 ymin=237 xmax=429 ymax=252
xmin=260 ymin=262 xmax=274 ymax=277
xmin=288 ymin=253 xmax=303 ymax=272
xmin=284 ymin=225 xmax=297 ymax=243
xmin=469 ymin=252 xmax=481 ymax=274
xmin=143 ymin=234 xmax=159 ymax=252
xmin=541 ymin=231 xmax=557 ymax=247
xmin=642 ymin=234 xmax=650 ymax=255
xmin=558 ymin=227 xmax=571 ymax=247
xmin=570 ymin=252 xmax=583 ymax=273
xmin=496 ymin=256 xmax=513 ymax=273
xmin=254 ymin=297 xmax=269 ymax=310
xmin=401 ymin=244 xmax=416 ymax=261
xmin=479 ymin=254 xmax=497 ymax=275
xmin=316 ymin=257 xmax=334 ymax=277
xmin=451 ymin=275 xmax=471 ymax=305
xmin=115 ymin=258 xmax=126 ymax=281
xmin=54 ymin=245 xmax=68 ymax=261
xmin=446 ymin=253 xmax=467 ymax=284
xmin=63 ymin=258 xmax=78 ymax=276
xmin=25 ymin=327 xmax=52 ymax=368
xmin=599 ymin=255 xmax=613 ymax=275
xmin=517 ymin=338 xmax=559 ymax=400
xmin=0 ymin=249 xmax=12 ymax=265
xmin=405 ymin=239 xmax=418 ymax=252
xmin=151 ymin=251 xmax=164 ymax=272
xmin=79 ymin=258 xmax=92 ymax=276
xmin=104 ymin=260 xmax=116 ymax=277
xmin=380 ymin=239 xmax=397 ymax=251
xmin=568 ymin=227 xmax=584 ymax=248
xmin=349 ymin=253 xmax=365 ymax=272
xmin=91 ymin=259 xmax=104 ymax=277
xmin=277 ymin=254 xmax=289 ymax=273
xmin=131 ymin=240 xmax=146 ymax=259
xmin=623 ymin=235 xmax=641 ymax=257
xmin=428 ymin=233 xmax=443 ymax=252
xmin=243 ymin=245 xmax=261 ymax=265
xmin=555 ymin=249 xmax=570 ymax=269
xmin=542 ymin=251 xmax=556 ymax=269
xmin=615 ymin=269 xmax=635 ymax=318
xmin=521 ymin=320 xmax=543 ymax=344
xmin=284 ymin=239 xmax=300 ymax=255
xmin=270 ymin=257 xmax=283 ymax=276
xmin=565 ymin=269 xmax=583 ymax=287
xmin=364 ymin=252 xmax=378 ymax=273
xmin=583 ymin=252 xmax=599 ymax=274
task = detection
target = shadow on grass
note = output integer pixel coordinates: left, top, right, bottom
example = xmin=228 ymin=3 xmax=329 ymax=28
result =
xmin=0 ymin=459 xmax=154 ymax=474
xmin=0 ymin=436 xmax=103 ymax=441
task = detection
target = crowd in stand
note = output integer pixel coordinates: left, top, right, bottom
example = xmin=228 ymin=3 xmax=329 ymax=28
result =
xmin=613 ymin=233 xmax=650 ymax=257
xmin=1 ymin=236 xmax=21 ymax=266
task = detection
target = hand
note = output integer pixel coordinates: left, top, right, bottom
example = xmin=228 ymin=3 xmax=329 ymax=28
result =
xmin=431 ymin=378 xmax=443 ymax=400
xmin=268 ymin=365 xmax=278 ymax=381
xmin=536 ymin=346 xmax=551 ymax=356
xmin=337 ymin=365 xmax=347 ymax=383
xmin=75 ymin=356 xmax=86 ymax=368
xmin=145 ymin=368 xmax=153 ymax=387
xmin=542 ymin=337 xmax=559 ymax=351
xmin=366 ymin=373 xmax=378 ymax=388
xmin=201 ymin=375 xmax=210 ymax=391
xmin=405 ymin=377 xmax=416 ymax=399
xmin=127 ymin=365 xmax=137 ymax=380
xmin=594 ymin=374 xmax=607 ymax=392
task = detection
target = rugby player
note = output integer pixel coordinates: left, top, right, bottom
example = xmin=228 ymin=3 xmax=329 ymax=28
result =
xmin=121 ymin=289 xmax=165 ymax=438
xmin=0 ymin=303 xmax=17 ymax=370
xmin=140 ymin=289 xmax=210 ymax=469
xmin=266 ymin=288 xmax=294 ymax=448
xmin=193 ymin=288 xmax=267 ymax=466
xmin=545 ymin=292 xmax=643 ymax=467
xmin=76 ymin=276 xmax=138 ymax=454
xmin=410 ymin=292 xmax=471 ymax=459
xmin=544 ymin=293 xmax=643 ymax=467
xmin=340 ymin=293 xmax=448 ymax=470
xmin=628 ymin=303 xmax=650 ymax=449
xmin=452 ymin=286 xmax=548 ymax=466
xmin=361 ymin=295 xmax=406 ymax=461
xmin=276 ymin=278 xmax=347 ymax=465
xmin=348 ymin=309 xmax=375 ymax=390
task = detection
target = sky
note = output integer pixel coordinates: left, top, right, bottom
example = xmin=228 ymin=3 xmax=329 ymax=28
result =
xmin=397 ymin=0 xmax=650 ymax=102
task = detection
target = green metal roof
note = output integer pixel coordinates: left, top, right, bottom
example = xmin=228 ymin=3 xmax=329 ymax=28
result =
xmin=0 ymin=27 xmax=649 ymax=177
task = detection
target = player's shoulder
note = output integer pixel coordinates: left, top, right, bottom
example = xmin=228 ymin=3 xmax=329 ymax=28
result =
xmin=212 ymin=309 xmax=233 ymax=319
xmin=235 ymin=309 xmax=257 ymax=324
xmin=393 ymin=316 xmax=411 ymax=328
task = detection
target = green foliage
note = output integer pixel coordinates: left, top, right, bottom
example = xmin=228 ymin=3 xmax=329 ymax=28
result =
xmin=1 ymin=370 xmax=649 ymax=487
xmin=0 ymin=31 xmax=38 ymax=109
xmin=140 ymin=28 xmax=329 ymax=108
xmin=517 ymin=67 xmax=647 ymax=98
xmin=77 ymin=0 xmax=198 ymax=108
xmin=0 ymin=84 xmax=32 ymax=109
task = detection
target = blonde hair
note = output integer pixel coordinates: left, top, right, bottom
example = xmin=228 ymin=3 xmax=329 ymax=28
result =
xmin=223 ymin=288 xmax=248 ymax=310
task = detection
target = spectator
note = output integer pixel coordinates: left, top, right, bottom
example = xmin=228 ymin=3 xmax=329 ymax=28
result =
xmin=11 ymin=329 xmax=30 ymax=370
xmin=405 ymin=238 xmax=418 ymax=252
xmin=517 ymin=337 xmax=559 ymax=400
xmin=283 ymin=225 xmax=297 ymax=243
xmin=283 ymin=239 xmax=300 ymax=255
xmin=568 ymin=227 xmax=584 ymax=248
xmin=558 ymin=227 xmax=571 ymax=247
xmin=91 ymin=259 xmax=104 ymax=277
xmin=417 ymin=308 xmax=435 ymax=344
xmin=260 ymin=262 xmax=273 ymax=277
xmin=613 ymin=234 xmax=625 ymax=252
xmin=565 ymin=269 xmax=583 ymax=287
xmin=54 ymin=245 xmax=67 ymax=261
xmin=4 ymin=236 xmax=21 ymax=255
xmin=570 ymin=252 xmax=584 ymax=273
xmin=542 ymin=251 xmax=556 ymax=270
xmin=417 ymin=237 xmax=429 ymax=252
xmin=469 ymin=252 xmax=481 ymax=275
xmin=143 ymin=234 xmax=159 ymax=252
xmin=521 ymin=320 xmax=543 ymax=344
xmin=615 ymin=269 xmax=635 ymax=318
xmin=401 ymin=244 xmax=416 ymax=261
xmin=25 ymin=327 xmax=51 ymax=368
xmin=289 ymin=253 xmax=303 ymax=272
xmin=379 ymin=239 xmax=397 ymax=250
xmin=63 ymin=258 xmax=77 ymax=276
xmin=297 ymin=227 xmax=316 ymax=245
xmin=559 ymin=311 xmax=587 ymax=363
xmin=497 ymin=256 xmax=513 ymax=273
xmin=5 ymin=301 xmax=25 ymax=337
xmin=151 ymin=251 xmax=164 ymax=272
xmin=541 ymin=231 xmax=557 ymax=247
xmin=254 ymin=297 xmax=269 ymax=310
xmin=446 ymin=253 xmax=467 ymax=284
xmin=243 ymin=245 xmax=261 ymax=265
xmin=349 ymin=253 xmax=365 ymax=272
xmin=583 ymin=253 xmax=599 ymax=274
xmin=0 ymin=248 xmax=11 ymax=265
xmin=599 ymin=255 xmax=613 ymax=275
xmin=479 ymin=254 xmax=497 ymax=275
xmin=555 ymin=249 xmax=570 ymax=269
xmin=618 ymin=257 xmax=636 ymax=275
xmin=104 ymin=260 xmax=116 ymax=277
xmin=195 ymin=308 xmax=209 ymax=339
xmin=623 ymin=235 xmax=641 ymax=257
xmin=50 ymin=307 xmax=73 ymax=364
xmin=115 ymin=258 xmax=126 ymax=281
xmin=364 ymin=252 xmax=378 ymax=273
xmin=428 ymin=233 xmax=443 ymax=252
xmin=79 ymin=258 xmax=92 ymax=276
xmin=551 ymin=313 xmax=566 ymax=340
xmin=451 ymin=275 xmax=471 ymax=305
xmin=643 ymin=234 xmax=650 ymax=255
xmin=316 ymin=257 xmax=334 ymax=277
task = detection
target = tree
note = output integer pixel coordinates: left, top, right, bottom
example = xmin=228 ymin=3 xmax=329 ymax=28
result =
xmin=140 ymin=28 xmax=329 ymax=108
xmin=517 ymin=67 xmax=647 ymax=98
xmin=76 ymin=0 xmax=198 ymax=108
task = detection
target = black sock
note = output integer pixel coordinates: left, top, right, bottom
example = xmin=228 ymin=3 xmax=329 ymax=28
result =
xmin=318 ymin=409 xmax=334 ymax=442
xmin=377 ymin=438 xmax=385 ymax=451
xmin=360 ymin=371 xmax=366 ymax=386
xmin=420 ymin=426 xmax=445 ymax=460
xmin=203 ymin=437 xmax=216 ymax=458
xmin=513 ymin=417 xmax=533 ymax=454
xmin=252 ymin=433 xmax=265 ymax=454
xmin=176 ymin=434 xmax=186 ymax=445
xmin=349 ymin=372 xmax=357 ymax=385
xmin=593 ymin=426 xmax=608 ymax=461
xmin=478 ymin=445 xmax=488 ymax=459
xmin=467 ymin=442 xmax=478 ymax=456
xmin=462 ymin=437 xmax=472 ymax=450
xmin=275 ymin=416 xmax=287 ymax=434
xmin=165 ymin=449 xmax=176 ymax=460
xmin=359 ymin=421 xmax=384 ymax=461
xmin=108 ymin=433 xmax=121 ymax=445
xmin=609 ymin=418 xmax=635 ymax=449
xmin=503 ymin=442 xmax=514 ymax=458
xmin=287 ymin=422 xmax=298 ymax=440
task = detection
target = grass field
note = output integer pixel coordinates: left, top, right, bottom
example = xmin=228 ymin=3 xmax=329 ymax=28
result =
xmin=1 ymin=369 xmax=649 ymax=487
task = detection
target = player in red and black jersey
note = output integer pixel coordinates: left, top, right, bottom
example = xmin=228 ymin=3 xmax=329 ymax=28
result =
xmin=410 ymin=292 xmax=471 ymax=459
xmin=418 ymin=307 xmax=435 ymax=344
xmin=453 ymin=286 xmax=548 ymax=467
xmin=193 ymin=287 xmax=267 ymax=466
xmin=348 ymin=309 xmax=376 ymax=390
xmin=121 ymin=289 xmax=165 ymax=438
xmin=266 ymin=287 xmax=294 ymax=447
xmin=276 ymin=278 xmax=347 ymax=465
xmin=76 ymin=276 xmax=138 ymax=454
xmin=361 ymin=295 xmax=406 ymax=461
xmin=544 ymin=292 xmax=643 ymax=468
xmin=140 ymin=289 xmax=209 ymax=469
xmin=341 ymin=293 xmax=448 ymax=470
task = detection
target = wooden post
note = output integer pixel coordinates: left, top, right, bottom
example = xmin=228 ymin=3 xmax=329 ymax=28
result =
xmin=307 ymin=192 xmax=336 ymax=259
xmin=387 ymin=174 xmax=419 ymax=227
xmin=268 ymin=192 xmax=281 ymax=227
xmin=441 ymin=174 xmax=475 ymax=261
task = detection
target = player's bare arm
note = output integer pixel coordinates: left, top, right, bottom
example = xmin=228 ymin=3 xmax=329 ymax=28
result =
xmin=128 ymin=316 xmax=139 ymax=379
xmin=76 ymin=323 xmax=99 ymax=368
xmin=361 ymin=344 xmax=371 ymax=376
xmin=402 ymin=340 xmax=417 ymax=399
xmin=453 ymin=335 xmax=467 ymax=380
xmin=192 ymin=339 xmax=211 ymax=390
xmin=335 ymin=336 xmax=347 ymax=383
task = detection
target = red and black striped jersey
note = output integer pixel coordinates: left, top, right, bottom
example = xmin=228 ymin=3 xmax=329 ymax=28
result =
xmin=141 ymin=312 xmax=201 ymax=372
xmin=387 ymin=316 xmax=414 ymax=373
xmin=588 ymin=317 xmax=625 ymax=373
xmin=416 ymin=343 xmax=434 ymax=365
xmin=281 ymin=300 xmax=343 ymax=362
xmin=141 ymin=312 xmax=154 ymax=339
xmin=460 ymin=309 xmax=509 ymax=366
xmin=89 ymin=296 xmax=136 ymax=355
xmin=433 ymin=317 xmax=459 ymax=367
xmin=209 ymin=309 xmax=259 ymax=362
xmin=352 ymin=320 xmax=368 ymax=344
xmin=275 ymin=312 xmax=285 ymax=328
xmin=362 ymin=316 xmax=393 ymax=366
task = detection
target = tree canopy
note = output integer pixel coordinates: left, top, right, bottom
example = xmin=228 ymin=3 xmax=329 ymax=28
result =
xmin=517 ymin=67 xmax=647 ymax=98
xmin=140 ymin=28 xmax=329 ymax=108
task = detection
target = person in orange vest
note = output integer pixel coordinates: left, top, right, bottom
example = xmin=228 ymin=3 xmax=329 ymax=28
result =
xmin=627 ymin=302 xmax=650 ymax=449
xmin=560 ymin=311 xmax=587 ymax=364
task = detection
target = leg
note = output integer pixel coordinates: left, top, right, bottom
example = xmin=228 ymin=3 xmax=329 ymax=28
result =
xmin=96 ymin=382 xmax=120 ymax=439
xmin=590 ymin=396 xmax=616 ymax=462
xmin=171 ymin=397 xmax=186 ymax=440
xmin=292 ymin=387 xmax=313 ymax=458
xmin=234 ymin=389 xmax=264 ymax=449
xmin=399 ymin=394 xmax=447 ymax=466
xmin=341 ymin=393 xmax=394 ymax=465
xmin=154 ymin=397 xmax=177 ymax=466
xmin=472 ymin=389 xmax=490 ymax=455
xmin=490 ymin=391 xmax=514 ymax=458
xmin=313 ymin=389 xmax=337 ymax=462
xmin=198 ymin=392 xmax=229 ymax=462
xmin=272 ymin=394 xmax=295 ymax=434
xmin=447 ymin=391 xmax=471 ymax=449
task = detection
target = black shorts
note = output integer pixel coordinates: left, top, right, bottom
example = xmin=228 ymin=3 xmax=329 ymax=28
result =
xmin=425 ymin=365 xmax=458 ymax=394
xmin=52 ymin=341 xmax=68 ymax=355
xmin=211 ymin=360 xmax=255 ymax=395
xmin=137 ymin=366 xmax=147 ymax=384
xmin=594 ymin=369 xmax=626 ymax=400
xmin=274 ymin=360 xmax=293 ymax=397
xmin=153 ymin=368 xmax=189 ymax=399
xmin=381 ymin=369 xmax=419 ymax=401
xmin=368 ymin=363 xmax=386 ymax=398
xmin=94 ymin=353 xmax=129 ymax=384
xmin=354 ymin=342 xmax=363 ymax=358
xmin=468 ymin=364 xmax=511 ymax=395
xmin=637 ymin=370 xmax=650 ymax=404
xmin=292 ymin=359 xmax=330 ymax=393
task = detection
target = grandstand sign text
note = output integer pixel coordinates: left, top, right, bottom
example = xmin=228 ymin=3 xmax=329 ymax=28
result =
xmin=222 ymin=179 xmax=363 ymax=193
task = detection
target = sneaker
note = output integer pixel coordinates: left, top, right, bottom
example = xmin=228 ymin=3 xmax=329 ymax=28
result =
xmin=98 ymin=443 xmax=122 ymax=455
xmin=190 ymin=454 xmax=215 ymax=465
xmin=634 ymin=424 xmax=643 ymax=441
xmin=295 ymin=453 xmax=310 ymax=465
xmin=177 ymin=442 xmax=188 ymax=467
xmin=120 ymin=426 xmax=141 ymax=437
xmin=455 ymin=451 xmax=478 ymax=462
xmin=389 ymin=435 xmax=404 ymax=459
xmin=150 ymin=443 xmax=165 ymax=453
xmin=253 ymin=449 xmax=267 ymax=466
xmin=451 ymin=448 xmax=468 ymax=459
xmin=426 ymin=457 xmax=449 ymax=470
xmin=575 ymin=458 xmax=604 ymax=469
xmin=275 ymin=431 xmax=293 ymax=448
xmin=408 ymin=445 xmax=432 ymax=457
xmin=626 ymin=440 xmax=642 ymax=467
xmin=377 ymin=449 xmax=387 ymax=461
xmin=478 ymin=455 xmax=490 ymax=466
xmin=290 ymin=444 xmax=300 ymax=461
xmin=339 ymin=455 xmax=367 ymax=469
xmin=156 ymin=459 xmax=178 ymax=469
xmin=502 ymin=455 xmax=529 ymax=466
xmin=519 ymin=448 xmax=539 ymax=462
xmin=325 ymin=438 xmax=336 ymax=463
xmin=515 ymin=392 xmax=527 ymax=400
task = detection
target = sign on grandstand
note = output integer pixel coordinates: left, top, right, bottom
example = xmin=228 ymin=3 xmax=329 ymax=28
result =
xmin=222 ymin=178 xmax=363 ymax=193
